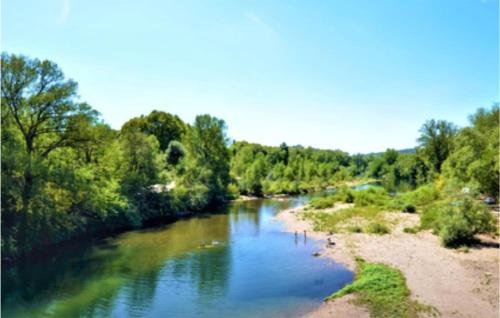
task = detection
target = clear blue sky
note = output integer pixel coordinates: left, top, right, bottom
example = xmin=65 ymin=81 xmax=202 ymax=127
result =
xmin=2 ymin=0 xmax=498 ymax=153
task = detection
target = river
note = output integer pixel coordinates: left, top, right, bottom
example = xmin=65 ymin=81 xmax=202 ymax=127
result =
xmin=2 ymin=194 xmax=353 ymax=318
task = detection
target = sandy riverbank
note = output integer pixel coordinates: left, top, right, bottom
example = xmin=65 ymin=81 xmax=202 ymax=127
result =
xmin=276 ymin=205 xmax=499 ymax=318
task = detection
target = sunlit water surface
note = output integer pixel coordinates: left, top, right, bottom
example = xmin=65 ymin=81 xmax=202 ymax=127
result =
xmin=2 ymin=195 xmax=353 ymax=318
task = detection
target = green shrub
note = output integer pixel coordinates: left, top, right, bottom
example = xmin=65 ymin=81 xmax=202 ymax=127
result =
xmin=309 ymin=196 xmax=336 ymax=209
xmin=227 ymin=183 xmax=240 ymax=199
xmin=366 ymin=222 xmax=390 ymax=235
xmin=440 ymin=215 xmax=473 ymax=247
xmin=335 ymin=186 xmax=355 ymax=203
xmin=398 ymin=184 xmax=440 ymax=207
xmin=353 ymin=187 xmax=389 ymax=207
xmin=421 ymin=196 xmax=496 ymax=247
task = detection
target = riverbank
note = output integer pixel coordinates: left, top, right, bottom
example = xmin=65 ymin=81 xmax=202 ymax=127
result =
xmin=276 ymin=204 xmax=499 ymax=318
xmin=233 ymin=178 xmax=378 ymax=202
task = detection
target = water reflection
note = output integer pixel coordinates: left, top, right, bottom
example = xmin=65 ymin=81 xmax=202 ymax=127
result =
xmin=2 ymin=196 xmax=353 ymax=318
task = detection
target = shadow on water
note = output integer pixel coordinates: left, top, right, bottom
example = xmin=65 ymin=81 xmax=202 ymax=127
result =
xmin=2 ymin=195 xmax=353 ymax=318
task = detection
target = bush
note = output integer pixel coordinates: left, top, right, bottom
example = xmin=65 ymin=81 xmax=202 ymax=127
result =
xmin=366 ymin=222 xmax=390 ymax=235
xmin=354 ymin=187 xmax=389 ymax=207
xmin=226 ymin=183 xmax=240 ymax=200
xmin=309 ymin=186 xmax=356 ymax=209
xmin=335 ymin=186 xmax=355 ymax=203
xmin=402 ymin=204 xmax=416 ymax=213
xmin=399 ymin=184 xmax=440 ymax=207
xmin=310 ymin=196 xmax=336 ymax=209
xmin=440 ymin=215 xmax=474 ymax=247
xmin=421 ymin=196 xmax=496 ymax=247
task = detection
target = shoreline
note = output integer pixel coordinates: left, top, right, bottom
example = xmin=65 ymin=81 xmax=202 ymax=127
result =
xmin=232 ymin=179 xmax=378 ymax=202
xmin=276 ymin=204 xmax=499 ymax=318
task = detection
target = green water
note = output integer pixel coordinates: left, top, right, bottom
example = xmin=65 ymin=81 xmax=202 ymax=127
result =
xmin=2 ymin=196 xmax=353 ymax=318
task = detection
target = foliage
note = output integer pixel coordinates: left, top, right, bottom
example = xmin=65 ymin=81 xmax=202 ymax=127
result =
xmin=121 ymin=110 xmax=186 ymax=151
xmin=0 ymin=53 xmax=233 ymax=260
xmin=230 ymin=141 xmax=355 ymax=195
xmin=353 ymin=187 xmax=390 ymax=207
xmin=2 ymin=51 xmax=498 ymax=261
xmin=418 ymin=119 xmax=457 ymax=173
xmin=304 ymin=206 xmax=386 ymax=233
xmin=181 ymin=114 xmax=230 ymax=205
xmin=309 ymin=186 xmax=356 ymax=209
xmin=327 ymin=258 xmax=435 ymax=318
xmin=421 ymin=197 xmax=496 ymax=247
xmin=442 ymin=105 xmax=499 ymax=199
xmin=366 ymin=222 xmax=390 ymax=235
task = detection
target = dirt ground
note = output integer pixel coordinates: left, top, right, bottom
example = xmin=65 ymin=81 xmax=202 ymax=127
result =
xmin=276 ymin=205 xmax=500 ymax=318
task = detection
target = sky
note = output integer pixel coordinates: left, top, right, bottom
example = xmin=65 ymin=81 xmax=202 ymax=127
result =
xmin=2 ymin=0 xmax=498 ymax=153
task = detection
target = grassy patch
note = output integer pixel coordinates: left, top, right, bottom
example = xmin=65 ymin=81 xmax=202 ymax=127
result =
xmin=303 ymin=206 xmax=387 ymax=233
xmin=327 ymin=258 xmax=437 ymax=318
xmin=366 ymin=222 xmax=390 ymax=235
xmin=347 ymin=225 xmax=363 ymax=233
xmin=309 ymin=186 xmax=355 ymax=209
xmin=403 ymin=226 xmax=419 ymax=234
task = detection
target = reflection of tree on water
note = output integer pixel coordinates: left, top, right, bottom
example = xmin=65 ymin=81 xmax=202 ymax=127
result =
xmin=169 ymin=213 xmax=232 ymax=301
xmin=228 ymin=201 xmax=262 ymax=236
xmin=1 ymin=211 xmax=233 ymax=318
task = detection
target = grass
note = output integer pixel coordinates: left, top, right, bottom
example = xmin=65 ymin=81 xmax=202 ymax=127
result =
xmin=327 ymin=257 xmax=437 ymax=318
xmin=303 ymin=206 xmax=388 ymax=234
xmin=347 ymin=225 xmax=363 ymax=233
xmin=366 ymin=222 xmax=390 ymax=235
xmin=403 ymin=226 xmax=419 ymax=234
xmin=304 ymin=183 xmax=446 ymax=235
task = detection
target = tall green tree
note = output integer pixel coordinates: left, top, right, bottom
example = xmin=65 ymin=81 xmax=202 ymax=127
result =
xmin=417 ymin=119 xmax=457 ymax=173
xmin=443 ymin=105 xmax=499 ymax=198
xmin=1 ymin=53 xmax=98 ymax=252
xmin=183 ymin=115 xmax=230 ymax=204
xmin=121 ymin=110 xmax=186 ymax=151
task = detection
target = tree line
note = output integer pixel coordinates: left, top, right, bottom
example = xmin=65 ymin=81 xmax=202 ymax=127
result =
xmin=1 ymin=52 xmax=498 ymax=260
xmin=1 ymin=53 xmax=231 ymax=260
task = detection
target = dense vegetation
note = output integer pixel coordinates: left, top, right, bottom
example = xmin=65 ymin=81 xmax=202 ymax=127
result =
xmin=1 ymin=52 xmax=498 ymax=260
xmin=229 ymin=141 xmax=368 ymax=195
xmin=303 ymin=106 xmax=499 ymax=247
xmin=1 ymin=53 xmax=231 ymax=260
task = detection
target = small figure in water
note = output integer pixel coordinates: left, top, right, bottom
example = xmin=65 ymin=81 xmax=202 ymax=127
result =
xmin=327 ymin=237 xmax=336 ymax=247
xmin=303 ymin=230 xmax=307 ymax=245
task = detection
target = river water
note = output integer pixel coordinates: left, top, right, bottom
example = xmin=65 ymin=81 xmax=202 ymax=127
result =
xmin=2 ymin=195 xmax=353 ymax=318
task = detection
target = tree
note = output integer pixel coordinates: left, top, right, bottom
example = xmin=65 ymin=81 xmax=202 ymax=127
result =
xmin=183 ymin=115 xmax=230 ymax=204
xmin=417 ymin=119 xmax=457 ymax=173
xmin=1 ymin=53 xmax=98 ymax=251
xmin=443 ymin=105 xmax=499 ymax=198
xmin=121 ymin=110 xmax=186 ymax=151
xmin=279 ymin=142 xmax=289 ymax=165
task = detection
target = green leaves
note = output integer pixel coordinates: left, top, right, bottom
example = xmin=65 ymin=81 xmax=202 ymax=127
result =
xmin=443 ymin=105 xmax=499 ymax=199
xmin=181 ymin=114 xmax=230 ymax=205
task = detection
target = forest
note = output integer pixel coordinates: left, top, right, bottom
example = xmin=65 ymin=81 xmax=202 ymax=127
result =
xmin=2 ymin=52 xmax=499 ymax=261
